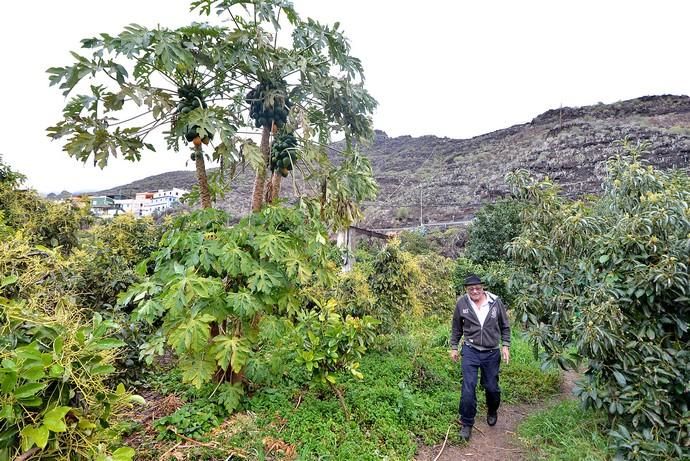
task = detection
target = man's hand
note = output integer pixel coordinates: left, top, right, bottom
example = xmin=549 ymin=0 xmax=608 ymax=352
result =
xmin=450 ymin=349 xmax=459 ymax=362
xmin=501 ymin=346 xmax=510 ymax=364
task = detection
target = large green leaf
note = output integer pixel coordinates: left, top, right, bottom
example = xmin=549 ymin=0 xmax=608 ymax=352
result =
xmin=112 ymin=446 xmax=136 ymax=461
xmin=179 ymin=356 xmax=216 ymax=388
xmin=14 ymin=383 xmax=46 ymax=400
xmin=20 ymin=425 xmax=49 ymax=450
xmin=211 ymin=335 xmax=250 ymax=372
xmin=168 ymin=314 xmax=215 ymax=354
xmin=42 ymin=406 xmax=71 ymax=433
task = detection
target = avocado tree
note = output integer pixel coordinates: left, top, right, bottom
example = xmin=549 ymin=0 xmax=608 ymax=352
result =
xmin=0 ymin=159 xmax=138 ymax=461
xmin=47 ymin=0 xmax=377 ymax=216
xmin=506 ymin=141 xmax=690 ymax=459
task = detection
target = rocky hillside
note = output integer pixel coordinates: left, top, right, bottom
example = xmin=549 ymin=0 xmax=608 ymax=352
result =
xmin=92 ymin=95 xmax=690 ymax=228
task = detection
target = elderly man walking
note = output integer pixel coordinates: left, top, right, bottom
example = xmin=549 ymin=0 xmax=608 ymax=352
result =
xmin=449 ymin=274 xmax=511 ymax=441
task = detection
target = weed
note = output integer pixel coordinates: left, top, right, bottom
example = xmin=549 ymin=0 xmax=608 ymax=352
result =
xmin=517 ymin=399 xmax=609 ymax=460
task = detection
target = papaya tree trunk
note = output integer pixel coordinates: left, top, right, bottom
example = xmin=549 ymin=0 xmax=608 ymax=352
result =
xmin=251 ymin=125 xmax=272 ymax=212
xmin=263 ymin=172 xmax=274 ymax=204
xmin=195 ymin=145 xmax=212 ymax=209
xmin=270 ymin=172 xmax=283 ymax=203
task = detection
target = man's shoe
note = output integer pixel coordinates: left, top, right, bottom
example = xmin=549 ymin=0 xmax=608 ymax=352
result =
xmin=459 ymin=425 xmax=472 ymax=441
xmin=487 ymin=412 xmax=497 ymax=426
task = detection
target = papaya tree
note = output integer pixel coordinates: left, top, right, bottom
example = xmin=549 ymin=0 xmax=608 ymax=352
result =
xmin=47 ymin=0 xmax=378 ymax=216
xmin=46 ymin=0 xmax=381 ymax=415
xmin=120 ymin=206 xmax=378 ymax=413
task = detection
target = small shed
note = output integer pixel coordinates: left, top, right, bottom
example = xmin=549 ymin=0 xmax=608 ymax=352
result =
xmin=336 ymin=225 xmax=391 ymax=271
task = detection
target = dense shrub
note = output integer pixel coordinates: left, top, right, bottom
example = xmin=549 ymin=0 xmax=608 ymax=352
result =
xmin=399 ymin=228 xmax=466 ymax=259
xmin=413 ymin=253 xmax=456 ymax=316
xmin=465 ymin=198 xmax=523 ymax=263
xmin=398 ymin=230 xmax=439 ymax=255
xmin=0 ymin=160 xmax=139 ymax=459
xmin=507 ymin=143 xmax=690 ymax=460
xmin=0 ymin=230 xmax=137 ymax=460
xmin=121 ymin=206 xmax=377 ymax=402
xmin=335 ymin=267 xmax=377 ymax=318
xmin=368 ymin=240 xmax=421 ymax=331
xmin=0 ymin=165 xmax=89 ymax=254
xmin=70 ymin=215 xmax=160 ymax=311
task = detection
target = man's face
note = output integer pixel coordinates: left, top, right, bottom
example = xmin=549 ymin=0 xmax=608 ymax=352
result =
xmin=466 ymin=284 xmax=485 ymax=303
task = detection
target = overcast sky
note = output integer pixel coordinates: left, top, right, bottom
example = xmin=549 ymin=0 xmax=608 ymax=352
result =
xmin=2 ymin=1 xmax=688 ymax=193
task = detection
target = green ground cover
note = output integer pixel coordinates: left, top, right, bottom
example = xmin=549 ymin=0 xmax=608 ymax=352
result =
xmin=517 ymin=399 xmax=609 ymax=461
xmin=132 ymin=318 xmax=561 ymax=460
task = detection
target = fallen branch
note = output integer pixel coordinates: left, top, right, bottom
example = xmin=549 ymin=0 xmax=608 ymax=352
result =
xmin=15 ymin=448 xmax=40 ymax=461
xmin=158 ymin=441 xmax=181 ymax=460
xmin=432 ymin=425 xmax=452 ymax=461
xmin=167 ymin=427 xmax=219 ymax=447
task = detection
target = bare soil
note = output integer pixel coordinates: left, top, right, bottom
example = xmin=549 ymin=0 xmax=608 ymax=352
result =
xmin=415 ymin=371 xmax=579 ymax=461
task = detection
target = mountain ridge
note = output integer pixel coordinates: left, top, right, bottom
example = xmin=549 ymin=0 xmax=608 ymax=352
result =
xmin=77 ymin=94 xmax=690 ymax=227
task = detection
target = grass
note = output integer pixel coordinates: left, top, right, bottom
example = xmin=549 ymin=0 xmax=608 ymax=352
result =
xmin=131 ymin=316 xmax=562 ymax=460
xmin=517 ymin=399 xmax=609 ymax=461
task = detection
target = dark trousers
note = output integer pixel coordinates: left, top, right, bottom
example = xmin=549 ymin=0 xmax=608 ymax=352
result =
xmin=459 ymin=344 xmax=501 ymax=426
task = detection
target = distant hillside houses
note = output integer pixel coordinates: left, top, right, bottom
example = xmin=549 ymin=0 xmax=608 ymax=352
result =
xmin=89 ymin=188 xmax=188 ymax=218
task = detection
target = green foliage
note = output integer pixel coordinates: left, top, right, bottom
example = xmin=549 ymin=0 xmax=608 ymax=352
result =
xmin=452 ymin=257 xmax=516 ymax=307
xmin=124 ymin=206 xmax=375 ymax=398
xmin=290 ymin=301 xmax=378 ymax=385
xmin=0 ymin=231 xmax=138 ymax=460
xmin=413 ymin=253 xmax=456 ymax=317
xmin=141 ymin=318 xmax=559 ymax=461
xmin=0 ymin=156 xmax=26 ymax=189
xmin=0 ymin=171 xmax=89 ymax=254
xmin=66 ymin=214 xmax=162 ymax=381
xmin=398 ymin=230 xmax=439 ymax=255
xmin=153 ymin=392 xmax=240 ymax=441
xmin=465 ymin=198 xmax=524 ymax=263
xmin=507 ymin=141 xmax=690 ymax=460
xmin=334 ymin=266 xmax=377 ymax=318
xmin=368 ymin=240 xmax=421 ymax=332
xmin=47 ymin=1 xmax=378 ymax=215
xmin=518 ymin=400 xmax=609 ymax=461
xmin=70 ymin=214 xmax=160 ymax=310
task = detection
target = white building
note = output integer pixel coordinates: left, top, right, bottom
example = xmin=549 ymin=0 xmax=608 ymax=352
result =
xmin=113 ymin=188 xmax=188 ymax=217
xmin=150 ymin=188 xmax=187 ymax=214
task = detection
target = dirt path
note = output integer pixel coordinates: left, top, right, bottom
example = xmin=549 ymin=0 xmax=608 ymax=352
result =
xmin=415 ymin=371 xmax=579 ymax=461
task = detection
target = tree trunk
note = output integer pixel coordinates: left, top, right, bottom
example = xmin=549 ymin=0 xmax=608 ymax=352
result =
xmin=264 ymin=171 xmax=283 ymax=204
xmin=251 ymin=125 xmax=272 ymax=212
xmin=319 ymin=177 xmax=328 ymax=220
xmin=195 ymin=146 xmax=212 ymax=209
xmin=270 ymin=172 xmax=283 ymax=203
xmin=263 ymin=172 xmax=274 ymax=204
xmin=328 ymin=381 xmax=351 ymax=420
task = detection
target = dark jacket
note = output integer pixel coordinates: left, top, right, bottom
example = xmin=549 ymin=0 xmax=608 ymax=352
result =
xmin=450 ymin=292 xmax=510 ymax=350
